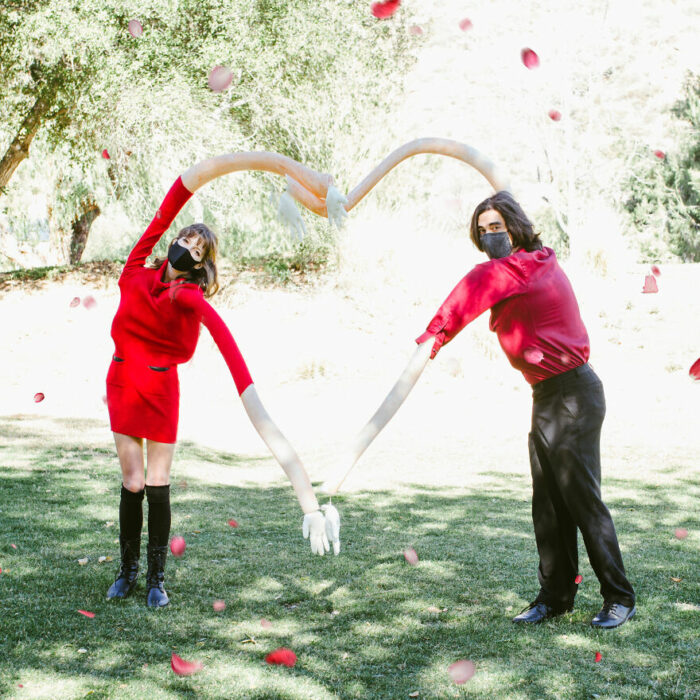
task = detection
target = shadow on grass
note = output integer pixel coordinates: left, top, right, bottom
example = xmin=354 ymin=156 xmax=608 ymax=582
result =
xmin=1 ymin=415 xmax=699 ymax=699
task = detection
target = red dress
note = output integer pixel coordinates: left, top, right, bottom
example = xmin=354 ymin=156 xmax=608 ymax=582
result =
xmin=106 ymin=177 xmax=253 ymax=443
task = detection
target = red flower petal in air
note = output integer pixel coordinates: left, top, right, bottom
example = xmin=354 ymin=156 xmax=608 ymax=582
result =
xmin=574 ymin=574 xmax=583 ymax=584
xmin=371 ymin=0 xmax=400 ymax=20
xmin=265 ymin=647 xmax=297 ymax=667
xmin=0 ymin=568 xmax=3 ymax=574
xmin=642 ymin=275 xmax=658 ymax=293
xmin=524 ymin=347 xmax=544 ymax=364
xmin=82 ymin=295 xmax=97 ymax=309
xmin=260 ymin=618 xmax=273 ymax=628
xmin=404 ymin=548 xmax=419 ymax=565
xmin=653 ymin=149 xmax=665 ymax=159
xmin=548 ymin=109 xmax=562 ymax=121
xmin=69 ymin=296 xmax=80 ymax=308
xmin=227 ymin=518 xmax=238 ymax=528
xmin=448 ymin=659 xmax=476 ymax=684
xmin=651 ymin=265 xmax=661 ymax=276
xmin=409 ymin=25 xmax=423 ymax=36
xmin=171 ymin=652 xmax=203 ymax=676
xmin=208 ymin=65 xmax=233 ymax=93
xmin=128 ymin=19 xmax=143 ymax=37
xmin=33 ymin=393 xmax=44 ymax=403
xmin=170 ymin=536 xmax=186 ymax=557
xmin=594 ymin=651 xmax=602 ymax=663
xmin=521 ymin=48 xmax=539 ymax=69
xmin=77 ymin=610 xmax=95 ymax=618
xmin=101 ymin=149 xmax=110 ymax=159
xmin=689 ymin=358 xmax=700 ymax=381
xmin=213 ymin=599 xmax=226 ymax=611
xmin=675 ymin=528 xmax=688 ymax=539
xmin=458 ymin=18 xmax=473 ymax=31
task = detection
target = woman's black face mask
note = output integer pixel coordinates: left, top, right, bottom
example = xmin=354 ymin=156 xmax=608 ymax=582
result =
xmin=481 ymin=232 xmax=513 ymax=259
xmin=168 ymin=240 xmax=199 ymax=271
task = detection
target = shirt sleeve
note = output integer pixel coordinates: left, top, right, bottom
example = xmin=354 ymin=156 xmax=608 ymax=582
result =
xmin=121 ymin=177 xmax=194 ymax=277
xmin=193 ymin=296 xmax=254 ymax=395
xmin=416 ymin=258 xmax=528 ymax=352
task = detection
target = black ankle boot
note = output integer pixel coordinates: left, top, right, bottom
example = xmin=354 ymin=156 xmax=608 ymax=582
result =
xmin=106 ymin=537 xmax=140 ymax=599
xmin=146 ymin=544 xmax=169 ymax=607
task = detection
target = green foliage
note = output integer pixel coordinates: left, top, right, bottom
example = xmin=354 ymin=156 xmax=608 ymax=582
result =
xmin=622 ymin=73 xmax=700 ymax=262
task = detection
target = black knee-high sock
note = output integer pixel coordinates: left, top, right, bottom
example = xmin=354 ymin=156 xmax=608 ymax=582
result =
xmin=146 ymin=485 xmax=171 ymax=548
xmin=119 ymin=485 xmax=144 ymax=543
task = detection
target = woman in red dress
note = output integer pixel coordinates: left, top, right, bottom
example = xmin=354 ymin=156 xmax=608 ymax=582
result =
xmin=106 ymin=175 xmax=334 ymax=607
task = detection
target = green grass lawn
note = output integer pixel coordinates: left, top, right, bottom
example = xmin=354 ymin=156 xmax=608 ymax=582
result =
xmin=1 ymin=415 xmax=698 ymax=699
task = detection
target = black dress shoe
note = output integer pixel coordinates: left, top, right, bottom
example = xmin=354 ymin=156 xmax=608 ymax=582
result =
xmin=591 ymin=602 xmax=636 ymax=629
xmin=512 ymin=601 xmax=572 ymax=624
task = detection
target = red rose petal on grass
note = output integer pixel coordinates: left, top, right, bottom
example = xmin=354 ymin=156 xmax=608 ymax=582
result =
xmin=524 ymin=347 xmax=544 ymax=364
xmin=0 ymin=568 xmax=3 ymax=574
xmin=170 ymin=535 xmax=186 ymax=557
xmin=227 ymin=518 xmax=238 ymax=528
xmin=651 ymin=265 xmax=661 ymax=276
xmin=403 ymin=548 xmax=419 ymax=565
xmin=260 ymin=618 xmax=273 ymax=628
xmin=675 ymin=528 xmax=688 ymax=540
xmin=82 ymin=295 xmax=97 ymax=309
xmin=10 ymin=544 xmax=17 ymax=549
xmin=128 ymin=19 xmax=143 ymax=38
xmin=653 ymin=149 xmax=665 ymax=160
xmin=594 ymin=651 xmax=602 ymax=663
xmin=548 ymin=109 xmax=562 ymax=121
xmin=265 ymin=647 xmax=297 ymax=667
xmin=371 ymin=0 xmax=400 ymax=20
xmin=642 ymin=275 xmax=658 ymax=293
xmin=458 ymin=18 xmax=473 ymax=31
xmin=521 ymin=48 xmax=539 ymax=69
xmin=101 ymin=149 xmax=110 ymax=159
xmin=574 ymin=574 xmax=583 ymax=584
xmin=448 ymin=659 xmax=476 ymax=684
xmin=69 ymin=296 xmax=80 ymax=308
xmin=33 ymin=393 xmax=44 ymax=403
xmin=207 ymin=65 xmax=233 ymax=92
xmin=171 ymin=652 xmax=203 ymax=676
xmin=409 ymin=25 xmax=423 ymax=35
xmin=690 ymin=358 xmax=700 ymax=381
xmin=213 ymin=599 xmax=226 ymax=612
xmin=77 ymin=610 xmax=95 ymax=618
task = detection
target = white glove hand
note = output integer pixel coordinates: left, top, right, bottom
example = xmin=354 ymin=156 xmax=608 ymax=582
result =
xmin=276 ymin=188 xmax=307 ymax=241
xmin=325 ymin=184 xmax=348 ymax=230
xmin=302 ymin=510 xmax=330 ymax=556
xmin=321 ymin=503 xmax=341 ymax=555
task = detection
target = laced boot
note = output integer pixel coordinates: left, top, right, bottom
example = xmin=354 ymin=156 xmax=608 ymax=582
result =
xmin=106 ymin=537 xmax=140 ymax=599
xmin=146 ymin=544 xmax=169 ymax=607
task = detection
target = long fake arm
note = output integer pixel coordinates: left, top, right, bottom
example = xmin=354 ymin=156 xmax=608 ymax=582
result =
xmin=195 ymin=298 xmax=319 ymax=515
xmin=319 ymin=339 xmax=433 ymax=496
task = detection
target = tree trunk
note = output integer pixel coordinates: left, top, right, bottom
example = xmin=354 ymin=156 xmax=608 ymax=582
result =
xmin=69 ymin=198 xmax=101 ymax=264
xmin=0 ymin=95 xmax=51 ymax=194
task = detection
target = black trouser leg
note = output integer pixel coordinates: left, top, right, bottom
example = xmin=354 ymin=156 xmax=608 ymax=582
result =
xmin=145 ymin=484 xmax=171 ymax=607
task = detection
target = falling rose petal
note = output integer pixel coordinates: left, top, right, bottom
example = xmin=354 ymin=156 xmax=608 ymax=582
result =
xmin=690 ymin=358 xmax=700 ymax=381
xmin=651 ymin=265 xmax=661 ymax=276
xmin=653 ymin=149 xmax=665 ymax=160
xmin=265 ymin=647 xmax=297 ymax=667
xmin=77 ymin=610 xmax=95 ymax=618
xmin=409 ymin=25 xmax=423 ymax=36
xmin=574 ymin=574 xmax=583 ymax=584
xmin=524 ymin=347 xmax=544 ymax=364
xmin=227 ymin=518 xmax=238 ymax=528
xmin=675 ymin=528 xmax=688 ymax=540
xmin=448 ymin=659 xmax=476 ymax=684
xmin=548 ymin=109 xmax=562 ymax=121
xmin=403 ymin=547 xmax=419 ymax=565
xmin=128 ymin=19 xmax=143 ymax=38
xmin=594 ymin=651 xmax=602 ymax=663
xmin=102 ymin=395 xmax=108 ymax=405
xmin=213 ymin=599 xmax=226 ymax=612
xmin=458 ymin=17 xmax=473 ymax=31
xmin=260 ymin=618 xmax=273 ymax=628
xmin=521 ymin=48 xmax=540 ymax=69
xmin=170 ymin=535 xmax=186 ymax=557
xmin=641 ymin=275 xmax=658 ymax=293
xmin=33 ymin=392 xmax=45 ymax=403
xmin=11 ymin=544 xmax=17 ymax=549
xmin=207 ymin=65 xmax=233 ymax=93
xmin=69 ymin=296 xmax=80 ymax=308
xmin=101 ymin=149 xmax=110 ymax=160
xmin=0 ymin=568 xmax=2 ymax=574
xmin=371 ymin=0 xmax=400 ymax=20
xmin=171 ymin=652 xmax=203 ymax=676
xmin=82 ymin=295 xmax=97 ymax=309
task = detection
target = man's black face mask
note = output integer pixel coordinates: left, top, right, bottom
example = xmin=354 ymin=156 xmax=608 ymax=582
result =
xmin=481 ymin=232 xmax=513 ymax=259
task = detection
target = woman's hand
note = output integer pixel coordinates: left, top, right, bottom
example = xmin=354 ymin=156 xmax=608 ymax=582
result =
xmin=321 ymin=503 xmax=341 ymax=555
xmin=302 ymin=510 xmax=330 ymax=556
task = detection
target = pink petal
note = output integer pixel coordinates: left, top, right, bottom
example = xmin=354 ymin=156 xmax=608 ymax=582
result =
xmin=0 ymin=568 xmax=3 ymax=574
xmin=102 ymin=395 xmax=108 ymax=405
xmin=227 ymin=518 xmax=238 ymax=528
xmin=448 ymin=659 xmax=476 ymax=684
xmin=521 ymin=48 xmax=539 ymax=69
xmin=651 ymin=265 xmax=661 ymax=276
xmin=170 ymin=535 xmax=186 ymax=557
xmin=641 ymin=275 xmax=658 ymax=293
xmin=33 ymin=393 xmax=44 ymax=403
xmin=69 ymin=297 xmax=80 ymax=308
xmin=128 ymin=19 xmax=143 ymax=38
xmin=171 ymin=652 xmax=203 ymax=676
xmin=409 ymin=25 xmax=423 ymax=35
xmin=371 ymin=0 xmax=400 ymax=19
xmin=82 ymin=295 xmax=97 ymax=309
xmin=524 ymin=347 xmax=544 ymax=364
xmin=207 ymin=65 xmax=233 ymax=93
xmin=265 ymin=647 xmax=297 ymax=667
xmin=101 ymin=149 xmax=110 ymax=159
xmin=594 ymin=651 xmax=602 ymax=663
xmin=653 ymin=149 xmax=665 ymax=160
xmin=675 ymin=528 xmax=688 ymax=540
xmin=212 ymin=599 xmax=226 ymax=612
xmin=260 ymin=618 xmax=273 ymax=628
xmin=458 ymin=18 xmax=473 ymax=31
xmin=574 ymin=574 xmax=583 ymax=584
xmin=548 ymin=109 xmax=562 ymax=121
xmin=689 ymin=358 xmax=700 ymax=381
xmin=10 ymin=544 xmax=17 ymax=549
xmin=403 ymin=548 xmax=419 ymax=565
xmin=77 ymin=610 xmax=95 ymax=618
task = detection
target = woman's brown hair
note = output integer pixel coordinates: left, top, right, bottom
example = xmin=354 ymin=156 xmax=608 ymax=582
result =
xmin=469 ymin=191 xmax=543 ymax=253
xmin=151 ymin=223 xmax=220 ymax=298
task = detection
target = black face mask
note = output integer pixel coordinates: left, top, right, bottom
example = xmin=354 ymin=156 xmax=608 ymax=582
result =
xmin=481 ymin=232 xmax=513 ymax=259
xmin=168 ymin=241 xmax=199 ymax=271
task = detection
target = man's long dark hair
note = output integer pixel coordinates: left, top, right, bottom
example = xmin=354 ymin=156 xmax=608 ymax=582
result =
xmin=469 ymin=191 xmax=543 ymax=253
